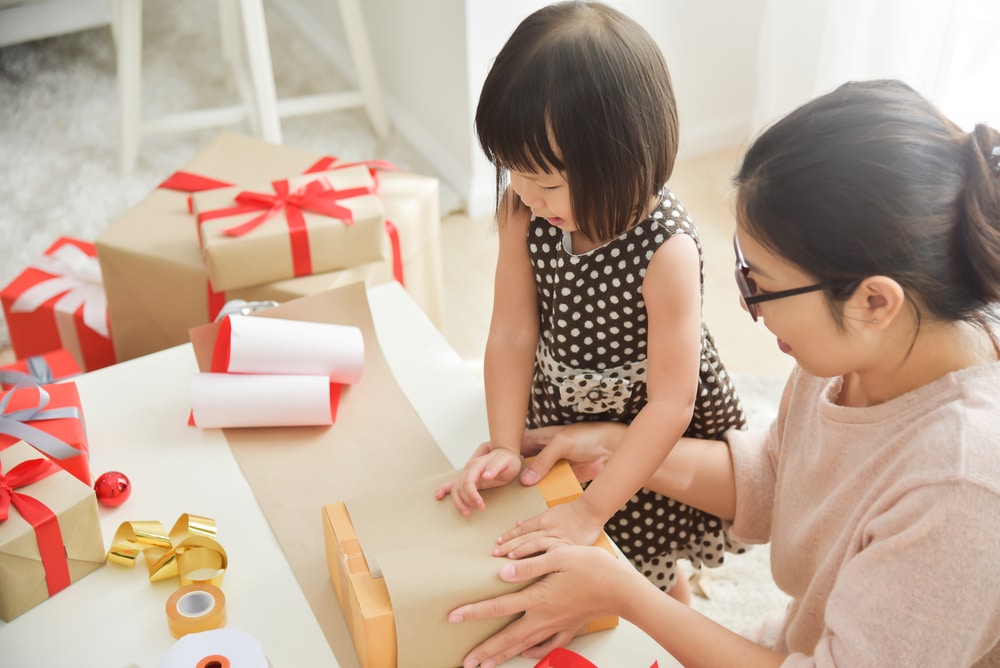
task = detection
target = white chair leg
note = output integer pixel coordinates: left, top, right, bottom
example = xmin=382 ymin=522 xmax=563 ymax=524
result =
xmin=336 ymin=0 xmax=390 ymax=138
xmin=112 ymin=0 xmax=143 ymax=175
xmin=218 ymin=0 xmax=261 ymax=136
xmin=238 ymin=0 xmax=282 ymax=143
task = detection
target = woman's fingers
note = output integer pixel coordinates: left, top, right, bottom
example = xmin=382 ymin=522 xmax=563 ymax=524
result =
xmin=494 ymin=532 xmax=567 ymax=558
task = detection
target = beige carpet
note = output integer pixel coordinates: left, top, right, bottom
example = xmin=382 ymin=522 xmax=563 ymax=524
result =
xmin=0 ymin=0 xmax=790 ymax=641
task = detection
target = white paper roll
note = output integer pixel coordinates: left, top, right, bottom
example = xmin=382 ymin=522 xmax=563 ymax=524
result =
xmin=219 ymin=314 xmax=364 ymax=384
xmin=159 ymin=628 xmax=269 ymax=668
xmin=190 ymin=373 xmax=338 ymax=428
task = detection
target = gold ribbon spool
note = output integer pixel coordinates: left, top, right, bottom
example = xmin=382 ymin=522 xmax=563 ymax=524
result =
xmin=106 ymin=513 xmax=228 ymax=586
xmin=166 ymin=583 xmax=227 ymax=639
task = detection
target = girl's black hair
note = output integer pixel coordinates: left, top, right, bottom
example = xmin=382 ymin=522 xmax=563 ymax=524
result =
xmin=475 ymin=1 xmax=678 ymax=240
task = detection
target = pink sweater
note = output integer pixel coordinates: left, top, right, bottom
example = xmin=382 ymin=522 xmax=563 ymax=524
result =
xmin=726 ymin=360 xmax=1000 ymax=667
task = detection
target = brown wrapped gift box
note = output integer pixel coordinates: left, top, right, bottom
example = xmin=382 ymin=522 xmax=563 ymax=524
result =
xmin=0 ymin=441 xmax=105 ymax=622
xmin=192 ymin=165 xmax=388 ymax=292
xmin=322 ymin=459 xmax=620 ymax=668
xmin=96 ymin=131 xmax=445 ymax=363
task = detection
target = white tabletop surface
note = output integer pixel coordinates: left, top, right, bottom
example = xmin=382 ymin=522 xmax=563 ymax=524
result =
xmin=0 ymin=282 xmax=678 ymax=668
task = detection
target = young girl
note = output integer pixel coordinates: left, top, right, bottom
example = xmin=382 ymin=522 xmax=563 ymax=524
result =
xmin=434 ymin=1 xmax=747 ymax=601
xmin=448 ymin=79 xmax=1000 ymax=666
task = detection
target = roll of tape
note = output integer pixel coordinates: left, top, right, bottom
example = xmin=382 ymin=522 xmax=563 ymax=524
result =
xmin=159 ymin=628 xmax=269 ymax=668
xmin=166 ymin=583 xmax=227 ymax=639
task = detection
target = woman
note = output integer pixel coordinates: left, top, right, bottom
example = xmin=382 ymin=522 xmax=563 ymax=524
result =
xmin=449 ymin=79 xmax=1000 ymax=667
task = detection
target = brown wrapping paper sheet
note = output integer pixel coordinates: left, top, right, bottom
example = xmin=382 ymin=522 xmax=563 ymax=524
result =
xmin=346 ymin=470 xmax=548 ymax=668
xmin=347 ymin=470 xmax=545 ymax=579
xmin=98 ymin=131 xmax=445 ymax=363
xmin=189 ymin=282 xmax=454 ymax=667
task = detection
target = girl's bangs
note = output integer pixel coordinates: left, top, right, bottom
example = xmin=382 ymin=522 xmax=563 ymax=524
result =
xmin=479 ymin=101 xmax=563 ymax=174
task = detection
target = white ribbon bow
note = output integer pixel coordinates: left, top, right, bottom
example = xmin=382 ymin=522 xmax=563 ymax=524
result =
xmin=558 ymin=373 xmax=631 ymax=414
xmin=11 ymin=243 xmax=109 ymax=338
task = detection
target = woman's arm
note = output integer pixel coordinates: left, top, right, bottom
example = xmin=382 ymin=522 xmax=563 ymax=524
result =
xmin=521 ymin=423 xmax=737 ymax=521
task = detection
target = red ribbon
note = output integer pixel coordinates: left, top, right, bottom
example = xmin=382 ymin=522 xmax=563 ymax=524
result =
xmin=535 ymin=648 xmax=598 ymax=668
xmin=158 ymin=171 xmax=234 ymax=193
xmin=534 ymin=648 xmax=658 ymax=668
xmin=307 ymin=158 xmax=405 ymax=286
xmin=196 ymin=178 xmax=374 ymax=279
xmin=0 ymin=457 xmax=72 ymax=596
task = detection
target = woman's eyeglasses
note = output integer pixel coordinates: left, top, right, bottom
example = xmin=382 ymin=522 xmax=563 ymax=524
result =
xmin=733 ymin=232 xmax=827 ymax=322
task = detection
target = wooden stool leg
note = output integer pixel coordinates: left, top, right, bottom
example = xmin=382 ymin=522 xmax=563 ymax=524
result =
xmin=112 ymin=0 xmax=143 ymax=174
xmin=336 ymin=0 xmax=390 ymax=138
xmin=238 ymin=0 xmax=282 ymax=143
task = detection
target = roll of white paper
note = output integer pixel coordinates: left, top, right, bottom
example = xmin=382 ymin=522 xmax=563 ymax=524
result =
xmin=159 ymin=627 xmax=269 ymax=668
xmin=216 ymin=314 xmax=364 ymax=384
xmin=190 ymin=373 xmax=338 ymax=428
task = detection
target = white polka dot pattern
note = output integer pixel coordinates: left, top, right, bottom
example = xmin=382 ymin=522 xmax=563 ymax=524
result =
xmin=526 ymin=188 xmax=750 ymax=593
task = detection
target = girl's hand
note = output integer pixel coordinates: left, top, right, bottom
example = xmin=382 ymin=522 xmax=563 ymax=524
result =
xmin=434 ymin=445 xmax=522 ymax=517
xmin=449 ymin=543 xmax=629 ymax=667
xmin=494 ymin=499 xmax=604 ymax=558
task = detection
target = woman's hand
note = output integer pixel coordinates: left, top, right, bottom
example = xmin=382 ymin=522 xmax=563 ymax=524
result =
xmin=449 ymin=543 xmax=632 ymax=668
xmin=518 ymin=422 xmax=627 ymax=486
xmin=435 ymin=444 xmax=522 ymax=516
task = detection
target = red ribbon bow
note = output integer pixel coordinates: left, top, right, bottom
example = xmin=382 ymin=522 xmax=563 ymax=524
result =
xmin=225 ymin=179 xmax=373 ymax=236
xmin=0 ymin=457 xmax=72 ymax=595
xmin=161 ymin=156 xmax=406 ymax=318
xmin=197 ymin=178 xmax=373 ymax=279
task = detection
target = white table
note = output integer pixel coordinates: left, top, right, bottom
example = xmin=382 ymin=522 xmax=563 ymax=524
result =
xmin=0 ymin=282 xmax=678 ymax=668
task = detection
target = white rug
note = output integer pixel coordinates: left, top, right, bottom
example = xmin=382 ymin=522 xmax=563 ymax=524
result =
xmin=0 ymin=0 xmax=790 ymax=641
xmin=0 ymin=0 xmax=456 ymax=347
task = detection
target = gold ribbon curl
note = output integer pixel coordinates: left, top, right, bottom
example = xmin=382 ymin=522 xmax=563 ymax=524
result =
xmin=106 ymin=513 xmax=227 ymax=587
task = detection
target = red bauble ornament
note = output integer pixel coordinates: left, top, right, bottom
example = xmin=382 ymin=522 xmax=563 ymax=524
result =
xmin=94 ymin=471 xmax=131 ymax=507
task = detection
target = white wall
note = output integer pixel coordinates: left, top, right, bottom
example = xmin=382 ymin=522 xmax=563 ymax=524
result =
xmin=277 ymin=0 xmax=766 ymax=217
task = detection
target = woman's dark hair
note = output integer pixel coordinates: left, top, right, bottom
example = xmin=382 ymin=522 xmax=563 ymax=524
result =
xmin=475 ymin=1 xmax=678 ymax=240
xmin=735 ymin=79 xmax=1000 ymax=326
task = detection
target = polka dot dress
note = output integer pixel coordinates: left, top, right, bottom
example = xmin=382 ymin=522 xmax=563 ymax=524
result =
xmin=526 ymin=188 xmax=749 ymax=592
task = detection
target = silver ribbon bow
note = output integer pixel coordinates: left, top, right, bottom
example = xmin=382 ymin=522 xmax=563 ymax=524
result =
xmin=0 ymin=356 xmax=55 ymax=388
xmin=0 ymin=385 xmax=85 ymax=460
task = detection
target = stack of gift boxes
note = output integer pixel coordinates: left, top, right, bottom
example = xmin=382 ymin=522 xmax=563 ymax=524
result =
xmin=0 ymin=131 xmax=446 ymax=621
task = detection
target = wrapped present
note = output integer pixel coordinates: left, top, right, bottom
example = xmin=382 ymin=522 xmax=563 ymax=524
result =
xmin=1 ymin=237 xmax=116 ymax=372
xmin=96 ymin=131 xmax=446 ymax=363
xmin=192 ymin=165 xmax=388 ymax=292
xmin=0 ymin=349 xmax=81 ymax=389
xmin=0 ymin=441 xmax=105 ymax=622
xmin=0 ymin=383 xmax=90 ymax=485
xmin=322 ymin=460 xmax=619 ymax=668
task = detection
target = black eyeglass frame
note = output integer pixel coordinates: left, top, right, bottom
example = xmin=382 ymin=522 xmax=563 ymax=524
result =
xmin=733 ymin=232 xmax=828 ymax=322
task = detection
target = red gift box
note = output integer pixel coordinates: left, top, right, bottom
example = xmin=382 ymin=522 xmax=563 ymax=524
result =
xmin=0 ymin=383 xmax=90 ymax=485
xmin=0 ymin=349 xmax=82 ymax=390
xmin=1 ymin=237 xmax=116 ymax=372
